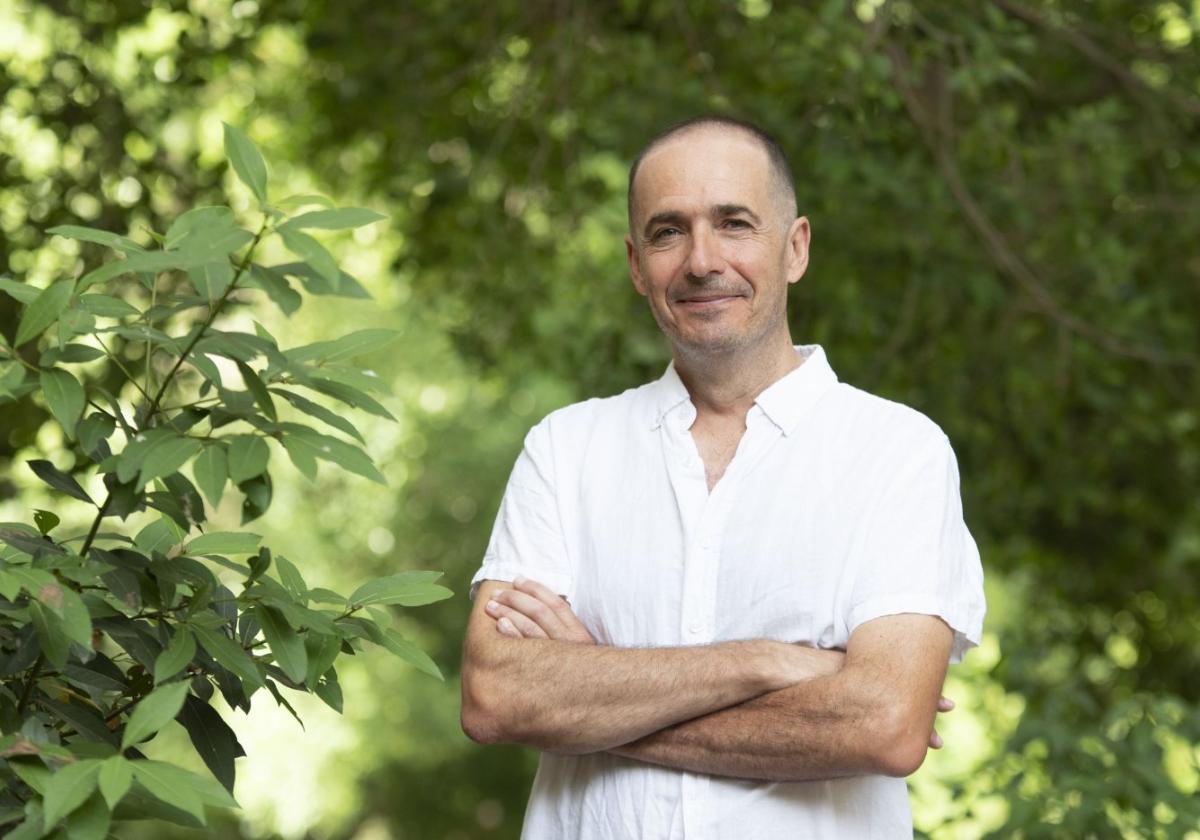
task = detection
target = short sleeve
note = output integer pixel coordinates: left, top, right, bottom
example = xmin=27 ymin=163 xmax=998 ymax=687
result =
xmin=846 ymin=433 xmax=986 ymax=663
xmin=469 ymin=416 xmax=574 ymax=601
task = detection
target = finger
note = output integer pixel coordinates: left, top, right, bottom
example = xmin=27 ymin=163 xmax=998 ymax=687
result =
xmin=495 ymin=617 xmax=524 ymax=638
xmin=514 ymin=576 xmax=591 ymax=635
xmin=492 ymin=588 xmax=567 ymax=636
xmin=494 ymin=608 xmax=549 ymax=640
xmin=938 ymin=696 xmax=955 ymax=712
xmin=929 ymin=729 xmax=943 ymax=749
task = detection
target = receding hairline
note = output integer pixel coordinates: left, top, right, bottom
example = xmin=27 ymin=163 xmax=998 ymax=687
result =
xmin=627 ymin=116 xmax=798 ymax=232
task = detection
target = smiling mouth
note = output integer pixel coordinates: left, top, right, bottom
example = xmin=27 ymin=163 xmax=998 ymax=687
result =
xmin=676 ymin=294 xmax=741 ymax=304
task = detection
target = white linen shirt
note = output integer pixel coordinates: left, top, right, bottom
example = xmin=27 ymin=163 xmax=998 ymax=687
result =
xmin=470 ymin=344 xmax=986 ymax=840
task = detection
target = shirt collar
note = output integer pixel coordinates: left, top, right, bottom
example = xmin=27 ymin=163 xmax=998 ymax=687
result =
xmin=650 ymin=344 xmax=839 ymax=436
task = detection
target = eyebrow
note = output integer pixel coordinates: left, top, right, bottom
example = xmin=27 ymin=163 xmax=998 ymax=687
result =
xmin=641 ymin=204 xmax=763 ymax=238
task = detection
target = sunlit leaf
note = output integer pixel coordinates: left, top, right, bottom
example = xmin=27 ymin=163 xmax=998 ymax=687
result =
xmin=98 ymin=755 xmax=132 ymax=810
xmin=42 ymin=758 xmax=102 ymax=826
xmin=186 ymin=532 xmax=261 ymax=556
xmin=222 ymin=123 xmax=268 ymax=204
xmin=278 ymin=207 xmax=386 ymax=231
xmin=121 ymin=680 xmax=191 ymax=749
xmin=15 ymin=280 xmax=73 ymax=347
xmin=153 ymin=627 xmax=196 ymax=684
xmin=191 ymin=444 xmax=228 ymax=508
xmin=254 ymin=605 xmax=307 ymax=684
xmin=226 ymin=435 xmax=270 ymax=483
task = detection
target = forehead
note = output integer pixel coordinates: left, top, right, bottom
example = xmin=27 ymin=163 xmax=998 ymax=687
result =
xmin=633 ymin=127 xmax=775 ymax=218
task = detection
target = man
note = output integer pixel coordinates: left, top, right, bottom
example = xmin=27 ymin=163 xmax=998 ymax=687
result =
xmin=460 ymin=115 xmax=986 ymax=838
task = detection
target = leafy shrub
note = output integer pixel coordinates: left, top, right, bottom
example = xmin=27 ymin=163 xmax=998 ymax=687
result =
xmin=0 ymin=124 xmax=450 ymax=837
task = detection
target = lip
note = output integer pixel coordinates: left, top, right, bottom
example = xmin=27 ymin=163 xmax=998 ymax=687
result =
xmin=675 ymin=294 xmax=741 ymax=307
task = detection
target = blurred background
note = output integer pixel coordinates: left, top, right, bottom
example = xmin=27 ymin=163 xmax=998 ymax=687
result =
xmin=2 ymin=0 xmax=1198 ymax=837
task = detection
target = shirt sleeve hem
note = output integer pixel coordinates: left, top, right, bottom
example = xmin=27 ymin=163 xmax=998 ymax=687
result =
xmin=847 ymin=593 xmax=985 ymax=664
xmin=468 ymin=559 xmax=574 ymax=602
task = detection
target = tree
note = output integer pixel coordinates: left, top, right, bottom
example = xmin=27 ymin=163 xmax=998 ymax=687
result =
xmin=0 ymin=124 xmax=450 ymax=836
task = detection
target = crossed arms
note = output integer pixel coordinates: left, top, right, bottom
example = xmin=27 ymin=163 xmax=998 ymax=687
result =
xmin=460 ymin=577 xmax=955 ymax=782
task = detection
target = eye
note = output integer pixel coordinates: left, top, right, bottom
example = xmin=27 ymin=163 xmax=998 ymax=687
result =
xmin=651 ymin=227 xmax=682 ymax=242
xmin=723 ymin=218 xmax=751 ymax=230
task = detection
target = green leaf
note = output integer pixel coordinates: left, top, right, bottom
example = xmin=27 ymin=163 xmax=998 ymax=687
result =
xmin=0 ymin=276 xmax=41 ymax=304
xmin=27 ymin=459 xmax=94 ymax=504
xmin=192 ymin=444 xmax=228 ymax=508
xmin=42 ymin=758 xmax=101 ymax=826
xmin=66 ymin=789 xmax=112 ymax=840
xmin=237 ymin=472 xmax=272 ymax=524
xmin=129 ymin=761 xmax=203 ymax=824
xmin=34 ymin=579 xmax=93 ymax=648
xmin=75 ymin=293 xmax=140 ymax=318
xmin=47 ymin=224 xmax=143 ymax=253
xmin=40 ymin=368 xmax=86 ymax=439
xmin=164 ymin=206 xmax=236 ymax=251
xmin=303 ymin=633 xmax=342 ymax=687
xmin=153 ymin=627 xmax=196 ymax=684
xmin=33 ymin=508 xmax=60 ymax=534
xmin=138 ymin=436 xmax=203 ymax=490
xmin=226 ymin=435 xmax=269 ymax=484
xmin=301 ymin=376 xmax=395 ymax=420
xmin=380 ymin=629 xmax=444 ymax=680
xmin=278 ymin=207 xmax=386 ymax=231
xmin=273 ymin=555 xmax=308 ymax=602
xmin=15 ymin=280 xmax=74 ymax=347
xmin=245 ymin=264 xmax=301 ymax=316
xmin=187 ymin=260 xmax=234 ymax=300
xmin=278 ymin=228 xmax=339 ymax=288
xmin=116 ymin=428 xmax=174 ymax=483
xmin=41 ymin=342 xmax=106 ymax=364
xmin=285 ymin=328 xmax=401 ymax=365
xmin=132 ymin=517 xmax=186 ymax=556
xmin=313 ymin=666 xmax=342 ymax=713
xmin=97 ymin=756 xmax=132 ymax=810
xmin=281 ymin=435 xmax=318 ymax=480
xmin=76 ymin=413 xmax=115 ymax=457
xmin=76 ymin=249 xmax=213 ymax=294
xmin=121 ymin=680 xmax=191 ymax=749
xmin=254 ymin=605 xmax=307 ymax=684
xmin=277 ymin=424 xmax=386 ymax=484
xmin=222 ymin=123 xmax=268 ymax=204
xmin=177 ymin=695 xmax=244 ymax=793
xmin=191 ymin=624 xmax=263 ymax=690
xmin=274 ymin=193 xmax=334 ymax=209
xmin=270 ymin=388 xmax=364 ymax=442
xmin=186 ymin=531 xmax=262 ymax=556
xmin=348 ymin=571 xmax=452 ymax=607
xmin=0 ymin=526 xmax=65 ymax=558
xmin=235 ymin=360 xmax=276 ymax=421
xmin=272 ymin=262 xmax=370 ymax=299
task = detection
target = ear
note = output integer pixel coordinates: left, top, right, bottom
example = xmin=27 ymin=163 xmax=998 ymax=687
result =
xmin=626 ymin=234 xmax=648 ymax=296
xmin=784 ymin=216 xmax=811 ymax=285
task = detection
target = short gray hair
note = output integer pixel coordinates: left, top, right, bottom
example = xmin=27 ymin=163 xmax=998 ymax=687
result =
xmin=627 ymin=115 xmax=798 ymax=230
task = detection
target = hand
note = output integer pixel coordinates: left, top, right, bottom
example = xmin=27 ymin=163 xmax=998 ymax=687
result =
xmin=484 ymin=576 xmax=597 ymax=645
xmin=929 ymin=695 xmax=954 ymax=749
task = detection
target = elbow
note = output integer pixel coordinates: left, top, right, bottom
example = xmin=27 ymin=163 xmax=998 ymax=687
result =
xmin=870 ymin=705 xmax=931 ymax=778
xmin=460 ymin=666 xmax=510 ymax=745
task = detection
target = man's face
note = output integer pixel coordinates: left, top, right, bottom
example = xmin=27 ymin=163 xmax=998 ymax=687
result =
xmin=625 ymin=127 xmax=809 ymax=357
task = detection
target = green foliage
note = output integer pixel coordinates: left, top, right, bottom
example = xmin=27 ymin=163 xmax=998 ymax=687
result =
xmin=0 ymin=129 xmax=451 ymax=835
xmin=2 ymin=1 xmax=1199 ymax=838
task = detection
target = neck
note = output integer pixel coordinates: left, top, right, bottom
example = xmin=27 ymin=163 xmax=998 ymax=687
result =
xmin=672 ymin=332 xmax=803 ymax=422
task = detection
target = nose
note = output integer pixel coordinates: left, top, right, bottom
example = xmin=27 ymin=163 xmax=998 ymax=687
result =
xmin=685 ymin=223 xmax=725 ymax=279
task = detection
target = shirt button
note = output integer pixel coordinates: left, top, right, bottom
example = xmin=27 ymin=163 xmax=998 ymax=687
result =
xmin=688 ymin=624 xmax=702 ymax=635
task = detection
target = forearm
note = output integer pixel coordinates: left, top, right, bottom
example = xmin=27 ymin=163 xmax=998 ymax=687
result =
xmin=462 ymin=634 xmax=792 ymax=754
xmin=610 ymin=668 xmax=927 ymax=781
